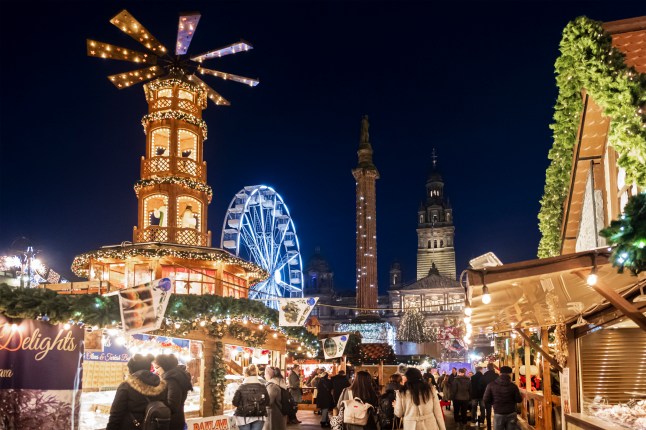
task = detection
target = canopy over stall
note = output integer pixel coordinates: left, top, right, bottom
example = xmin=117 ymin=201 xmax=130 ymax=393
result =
xmin=465 ymin=249 xmax=646 ymax=333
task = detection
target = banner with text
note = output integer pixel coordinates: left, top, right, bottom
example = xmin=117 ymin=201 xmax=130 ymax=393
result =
xmin=186 ymin=414 xmax=238 ymax=430
xmin=322 ymin=334 xmax=349 ymax=359
xmin=0 ymin=314 xmax=84 ymax=429
xmin=118 ymin=278 xmax=172 ymax=334
xmin=279 ymin=297 xmax=318 ymax=326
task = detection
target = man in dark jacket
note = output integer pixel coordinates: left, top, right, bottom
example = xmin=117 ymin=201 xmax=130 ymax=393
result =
xmin=288 ymin=364 xmax=303 ymax=424
xmin=480 ymin=363 xmax=499 ymax=430
xmin=107 ymin=354 xmax=168 ymax=430
xmin=470 ymin=367 xmax=485 ymax=427
xmin=331 ymin=370 xmax=351 ymax=405
xmin=483 ymin=366 xmax=521 ymax=430
xmin=451 ymin=368 xmax=471 ymax=430
xmin=154 ymin=354 xmax=193 ymax=430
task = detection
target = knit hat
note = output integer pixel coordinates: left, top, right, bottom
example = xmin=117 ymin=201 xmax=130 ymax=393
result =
xmin=128 ymin=354 xmax=154 ymax=374
xmin=500 ymin=366 xmax=513 ymax=374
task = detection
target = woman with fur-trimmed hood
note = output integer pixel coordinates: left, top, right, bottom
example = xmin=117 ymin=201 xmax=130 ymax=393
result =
xmin=107 ymin=354 xmax=168 ymax=430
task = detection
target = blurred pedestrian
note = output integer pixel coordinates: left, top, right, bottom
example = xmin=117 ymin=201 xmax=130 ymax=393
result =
xmin=153 ymin=354 xmax=193 ymax=430
xmin=483 ymin=366 xmax=521 ymax=430
xmin=287 ymin=365 xmax=303 ymax=424
xmin=233 ymin=364 xmax=270 ymax=430
xmin=316 ymin=371 xmax=334 ymax=427
xmin=450 ymin=368 xmax=471 ymax=429
xmin=394 ymin=367 xmax=446 ymax=430
xmin=265 ymin=367 xmax=288 ymax=430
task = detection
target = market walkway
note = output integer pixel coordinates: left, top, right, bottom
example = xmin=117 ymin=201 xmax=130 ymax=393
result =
xmin=289 ymin=405 xmax=460 ymax=430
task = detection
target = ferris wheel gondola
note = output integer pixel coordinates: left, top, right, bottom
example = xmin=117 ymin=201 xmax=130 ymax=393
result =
xmin=221 ymin=185 xmax=303 ymax=308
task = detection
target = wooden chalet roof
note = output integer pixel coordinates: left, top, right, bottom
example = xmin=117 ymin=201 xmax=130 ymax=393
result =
xmin=603 ymin=16 xmax=646 ymax=73
xmin=560 ymin=16 xmax=646 ymax=254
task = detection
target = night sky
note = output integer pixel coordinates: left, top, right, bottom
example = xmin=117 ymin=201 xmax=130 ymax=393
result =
xmin=1 ymin=2 xmax=644 ymax=292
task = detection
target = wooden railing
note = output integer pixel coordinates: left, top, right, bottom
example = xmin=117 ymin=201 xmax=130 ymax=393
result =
xmin=134 ymin=226 xmax=211 ymax=247
xmin=141 ymin=156 xmax=206 ymax=181
xmin=150 ymin=97 xmax=200 ymax=117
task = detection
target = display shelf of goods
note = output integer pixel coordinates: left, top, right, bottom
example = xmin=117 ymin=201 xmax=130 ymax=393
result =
xmin=538 ymin=16 xmax=646 ymax=258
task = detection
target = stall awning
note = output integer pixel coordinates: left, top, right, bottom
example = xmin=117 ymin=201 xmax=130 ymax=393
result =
xmin=465 ymin=249 xmax=646 ymax=332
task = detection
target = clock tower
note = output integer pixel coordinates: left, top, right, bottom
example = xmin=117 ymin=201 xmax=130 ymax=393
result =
xmin=416 ymin=150 xmax=456 ymax=280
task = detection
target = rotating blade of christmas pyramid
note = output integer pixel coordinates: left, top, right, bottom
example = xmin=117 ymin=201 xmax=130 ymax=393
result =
xmin=107 ymin=66 xmax=164 ymax=89
xmin=176 ymin=12 xmax=201 ymax=55
xmin=87 ymin=39 xmax=157 ymax=64
xmin=188 ymin=75 xmax=230 ymax=105
xmin=190 ymin=41 xmax=253 ymax=63
xmin=198 ymin=67 xmax=259 ymax=87
xmin=110 ymin=9 xmax=168 ymax=55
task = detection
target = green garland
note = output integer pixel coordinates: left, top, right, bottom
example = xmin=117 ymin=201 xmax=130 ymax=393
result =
xmin=134 ymin=176 xmax=213 ymax=201
xmin=71 ymin=245 xmax=265 ymax=278
xmin=0 ymin=285 xmax=320 ymax=353
xmin=211 ymin=341 xmax=226 ymax=414
xmin=538 ymin=16 xmax=646 ymax=258
xmin=600 ymin=193 xmax=646 ymax=275
xmin=141 ymin=111 xmax=208 ymax=139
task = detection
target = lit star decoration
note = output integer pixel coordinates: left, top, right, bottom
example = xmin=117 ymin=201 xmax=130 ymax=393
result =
xmin=600 ymin=192 xmax=646 ymax=275
xmin=538 ymin=17 xmax=646 ymax=258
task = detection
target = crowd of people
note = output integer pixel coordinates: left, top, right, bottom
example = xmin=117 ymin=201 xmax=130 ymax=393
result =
xmin=106 ymin=355 xmax=521 ymax=430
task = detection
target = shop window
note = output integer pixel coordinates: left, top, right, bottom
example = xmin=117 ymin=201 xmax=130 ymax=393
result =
xmin=178 ymin=89 xmax=194 ymax=102
xmin=434 ymin=240 xmax=437 ymax=248
xmin=440 ymin=240 xmax=444 ymax=248
xmin=157 ymin=88 xmax=172 ymax=98
xmin=403 ymin=295 xmax=421 ymax=309
xmin=144 ymin=195 xmax=169 ymax=228
xmin=177 ymin=196 xmax=201 ymax=231
xmin=178 ymin=129 xmax=197 ymax=160
xmin=151 ymin=128 xmax=170 ymax=157
xmin=162 ymin=266 xmax=215 ymax=295
xmin=223 ymin=272 xmax=247 ymax=298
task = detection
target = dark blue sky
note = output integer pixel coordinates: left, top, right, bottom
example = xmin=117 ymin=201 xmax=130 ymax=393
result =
xmin=1 ymin=1 xmax=644 ymax=292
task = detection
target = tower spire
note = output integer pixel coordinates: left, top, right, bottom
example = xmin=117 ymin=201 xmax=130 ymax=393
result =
xmin=431 ymin=148 xmax=438 ymax=168
xmin=357 ymin=115 xmax=377 ymax=170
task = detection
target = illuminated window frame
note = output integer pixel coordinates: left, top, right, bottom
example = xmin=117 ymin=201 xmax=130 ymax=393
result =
xmin=157 ymin=88 xmax=172 ymax=98
xmin=178 ymin=129 xmax=198 ymax=160
xmin=144 ymin=194 xmax=169 ymax=228
xmin=151 ymin=128 xmax=171 ymax=158
xmin=177 ymin=196 xmax=201 ymax=231
xmin=178 ymin=89 xmax=195 ymax=102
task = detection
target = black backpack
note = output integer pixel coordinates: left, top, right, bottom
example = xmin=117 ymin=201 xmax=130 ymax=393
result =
xmin=377 ymin=392 xmax=395 ymax=428
xmin=237 ymin=383 xmax=269 ymax=417
xmin=142 ymin=399 xmax=171 ymax=430
xmin=278 ymin=385 xmax=297 ymax=416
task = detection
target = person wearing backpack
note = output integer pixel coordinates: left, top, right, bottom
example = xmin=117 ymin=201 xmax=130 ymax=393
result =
xmin=263 ymin=367 xmax=288 ymax=430
xmin=153 ymin=354 xmax=193 ymax=430
xmin=450 ymin=368 xmax=472 ymax=430
xmin=394 ymin=368 xmax=446 ymax=430
xmin=337 ymin=370 xmax=379 ymax=430
xmin=233 ymin=364 xmax=271 ymax=430
xmin=107 ymin=354 xmax=169 ymax=430
xmin=378 ymin=373 xmax=404 ymax=430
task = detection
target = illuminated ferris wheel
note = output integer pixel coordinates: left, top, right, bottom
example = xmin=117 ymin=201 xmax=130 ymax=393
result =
xmin=221 ymin=185 xmax=303 ymax=308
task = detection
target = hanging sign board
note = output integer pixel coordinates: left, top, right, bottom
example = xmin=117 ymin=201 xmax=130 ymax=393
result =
xmin=322 ymin=334 xmax=349 ymax=359
xmin=560 ymin=367 xmax=571 ymax=425
xmin=278 ymin=297 xmax=318 ymax=326
xmin=118 ymin=278 xmax=172 ymax=334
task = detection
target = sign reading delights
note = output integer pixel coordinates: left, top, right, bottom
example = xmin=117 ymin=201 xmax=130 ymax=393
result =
xmin=0 ymin=315 xmax=84 ymax=390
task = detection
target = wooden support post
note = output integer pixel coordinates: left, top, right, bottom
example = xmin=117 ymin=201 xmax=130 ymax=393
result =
xmin=542 ymin=329 xmax=553 ymax=430
xmin=201 ymin=338 xmax=218 ymax=416
xmin=574 ymin=272 xmax=646 ymax=331
xmin=514 ymin=327 xmax=563 ymax=373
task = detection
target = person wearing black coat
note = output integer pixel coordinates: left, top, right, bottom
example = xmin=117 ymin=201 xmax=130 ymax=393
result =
xmin=154 ymin=354 xmax=194 ymax=430
xmin=470 ymin=367 xmax=485 ymax=427
xmin=316 ymin=372 xmax=334 ymax=427
xmin=331 ymin=371 xmax=351 ymax=405
xmin=450 ymin=368 xmax=471 ymax=430
xmin=107 ymin=354 xmax=168 ymax=430
xmin=479 ymin=363 xmax=499 ymax=430
xmin=483 ymin=366 xmax=521 ymax=430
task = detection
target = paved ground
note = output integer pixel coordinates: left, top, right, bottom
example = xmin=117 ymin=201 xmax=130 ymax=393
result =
xmin=288 ymin=404 xmax=466 ymax=430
